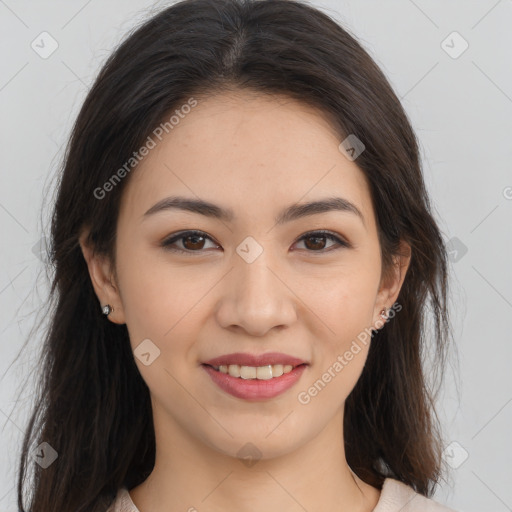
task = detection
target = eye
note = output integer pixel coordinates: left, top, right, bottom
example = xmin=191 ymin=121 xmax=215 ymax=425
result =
xmin=293 ymin=230 xmax=350 ymax=252
xmin=160 ymin=229 xmax=350 ymax=254
xmin=161 ymin=230 xmax=220 ymax=254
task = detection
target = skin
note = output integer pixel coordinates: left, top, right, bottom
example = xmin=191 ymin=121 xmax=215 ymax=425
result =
xmin=80 ymin=90 xmax=411 ymax=512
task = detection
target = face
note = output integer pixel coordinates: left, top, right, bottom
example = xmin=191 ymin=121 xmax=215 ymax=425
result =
xmin=82 ymin=90 xmax=409 ymax=462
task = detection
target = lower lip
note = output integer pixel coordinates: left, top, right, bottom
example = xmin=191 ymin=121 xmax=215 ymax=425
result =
xmin=202 ymin=364 xmax=307 ymax=400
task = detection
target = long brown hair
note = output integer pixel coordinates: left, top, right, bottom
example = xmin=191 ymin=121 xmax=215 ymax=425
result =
xmin=16 ymin=0 xmax=457 ymax=510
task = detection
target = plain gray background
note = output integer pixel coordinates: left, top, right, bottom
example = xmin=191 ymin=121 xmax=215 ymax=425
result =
xmin=1 ymin=1 xmax=511 ymax=511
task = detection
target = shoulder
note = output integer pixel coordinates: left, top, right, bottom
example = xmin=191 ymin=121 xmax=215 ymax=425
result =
xmin=374 ymin=478 xmax=459 ymax=512
xmin=107 ymin=479 xmax=459 ymax=512
xmin=106 ymin=487 xmax=140 ymax=512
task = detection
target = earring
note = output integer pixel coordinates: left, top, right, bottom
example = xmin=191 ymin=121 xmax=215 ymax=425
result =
xmin=102 ymin=304 xmax=114 ymax=316
xmin=380 ymin=308 xmax=387 ymax=319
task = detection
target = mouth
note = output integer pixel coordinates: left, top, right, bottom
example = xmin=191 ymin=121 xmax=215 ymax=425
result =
xmin=201 ymin=362 xmax=308 ymax=400
xmin=202 ymin=362 xmax=307 ymax=380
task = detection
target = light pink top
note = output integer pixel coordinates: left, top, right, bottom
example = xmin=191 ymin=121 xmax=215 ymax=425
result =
xmin=106 ymin=477 xmax=458 ymax=511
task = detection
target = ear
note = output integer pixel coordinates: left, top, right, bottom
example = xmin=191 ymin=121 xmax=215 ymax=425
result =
xmin=79 ymin=229 xmax=126 ymax=324
xmin=373 ymin=240 xmax=411 ymax=329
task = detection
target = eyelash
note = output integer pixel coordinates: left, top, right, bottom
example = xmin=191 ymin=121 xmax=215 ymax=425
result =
xmin=160 ymin=229 xmax=350 ymax=255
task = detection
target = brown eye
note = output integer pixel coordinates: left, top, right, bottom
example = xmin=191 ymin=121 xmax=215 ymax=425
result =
xmin=181 ymin=233 xmax=206 ymax=250
xmin=294 ymin=231 xmax=349 ymax=252
xmin=162 ymin=230 xmax=219 ymax=254
xmin=161 ymin=229 xmax=350 ymax=255
xmin=303 ymin=234 xmax=328 ymax=251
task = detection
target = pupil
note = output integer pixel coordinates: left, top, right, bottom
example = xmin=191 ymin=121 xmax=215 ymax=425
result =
xmin=185 ymin=235 xmax=204 ymax=250
xmin=306 ymin=236 xmax=325 ymax=250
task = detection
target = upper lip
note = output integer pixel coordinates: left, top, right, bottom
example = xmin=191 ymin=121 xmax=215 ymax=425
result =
xmin=202 ymin=352 xmax=308 ymax=368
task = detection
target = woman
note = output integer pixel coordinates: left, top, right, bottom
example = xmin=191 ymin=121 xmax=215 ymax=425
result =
xmin=17 ymin=0 xmax=458 ymax=511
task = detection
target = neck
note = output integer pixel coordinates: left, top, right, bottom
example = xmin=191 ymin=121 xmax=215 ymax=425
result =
xmin=129 ymin=406 xmax=380 ymax=512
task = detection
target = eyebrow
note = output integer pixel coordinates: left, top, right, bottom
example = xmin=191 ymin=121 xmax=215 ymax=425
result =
xmin=143 ymin=195 xmax=366 ymax=229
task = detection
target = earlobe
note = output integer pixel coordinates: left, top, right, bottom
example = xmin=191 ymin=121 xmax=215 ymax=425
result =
xmin=373 ymin=241 xmax=412 ymax=328
xmin=101 ymin=304 xmax=114 ymax=316
xmin=78 ymin=231 xmax=126 ymax=324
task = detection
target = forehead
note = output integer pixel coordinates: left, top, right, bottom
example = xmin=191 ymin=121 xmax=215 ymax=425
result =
xmin=119 ymin=91 xmax=376 ymax=232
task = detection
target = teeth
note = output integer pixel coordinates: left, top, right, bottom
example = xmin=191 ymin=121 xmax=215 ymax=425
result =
xmin=216 ymin=364 xmax=295 ymax=379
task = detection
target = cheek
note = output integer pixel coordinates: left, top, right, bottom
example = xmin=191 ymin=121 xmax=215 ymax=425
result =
xmin=120 ymin=270 xmax=168 ymax=339
xmin=299 ymin=269 xmax=378 ymax=402
xmin=116 ymin=236 xmax=171 ymax=313
xmin=296 ymin=316 xmax=372 ymax=418
xmin=117 ymin=251 xmax=212 ymax=373
xmin=118 ymin=261 xmax=201 ymax=398
xmin=298 ymin=283 xmax=375 ymax=412
xmin=307 ymin=266 xmax=379 ymax=337
xmin=116 ymin=248 xmax=180 ymax=346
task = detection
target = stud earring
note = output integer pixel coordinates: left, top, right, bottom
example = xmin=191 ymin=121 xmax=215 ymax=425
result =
xmin=380 ymin=308 xmax=387 ymax=319
xmin=102 ymin=304 xmax=114 ymax=316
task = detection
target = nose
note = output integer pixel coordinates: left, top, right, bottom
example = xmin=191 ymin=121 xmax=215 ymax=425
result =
xmin=215 ymin=251 xmax=298 ymax=337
